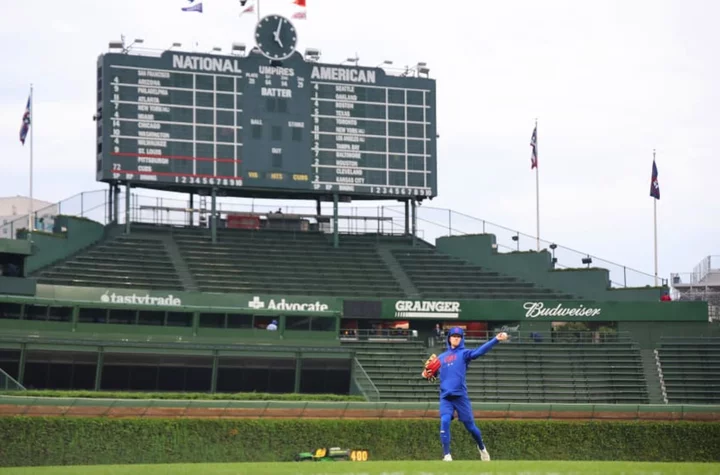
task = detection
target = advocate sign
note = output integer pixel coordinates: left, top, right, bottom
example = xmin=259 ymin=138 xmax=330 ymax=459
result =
xmin=34 ymin=285 xmax=341 ymax=314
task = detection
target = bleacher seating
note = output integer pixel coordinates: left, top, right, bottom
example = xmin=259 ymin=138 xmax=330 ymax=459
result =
xmin=35 ymin=234 xmax=183 ymax=290
xmin=33 ymin=225 xmax=576 ymax=301
xmin=391 ymin=248 xmax=575 ymax=300
xmin=172 ymin=228 xmax=406 ymax=297
xmin=656 ymin=338 xmax=720 ymax=404
xmin=345 ymin=339 xmax=649 ymax=403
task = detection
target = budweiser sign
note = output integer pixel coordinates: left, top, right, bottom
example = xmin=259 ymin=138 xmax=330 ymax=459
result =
xmin=523 ymin=302 xmax=602 ymax=319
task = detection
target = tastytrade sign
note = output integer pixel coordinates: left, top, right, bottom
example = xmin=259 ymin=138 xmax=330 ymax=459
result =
xmin=100 ymin=291 xmax=182 ymax=306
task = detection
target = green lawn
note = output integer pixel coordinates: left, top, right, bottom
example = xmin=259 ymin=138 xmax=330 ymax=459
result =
xmin=1 ymin=461 xmax=718 ymax=475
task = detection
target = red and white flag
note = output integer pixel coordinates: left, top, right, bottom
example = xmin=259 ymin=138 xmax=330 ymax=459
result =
xmin=291 ymin=0 xmax=306 ymax=19
xmin=239 ymin=0 xmax=255 ymax=17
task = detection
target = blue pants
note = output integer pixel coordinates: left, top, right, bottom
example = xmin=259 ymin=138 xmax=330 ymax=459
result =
xmin=439 ymin=395 xmax=485 ymax=455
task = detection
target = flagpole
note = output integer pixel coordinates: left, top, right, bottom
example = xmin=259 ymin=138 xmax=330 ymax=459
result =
xmin=28 ymin=84 xmax=34 ymax=234
xmin=257 ymin=0 xmax=260 ymax=21
xmin=653 ymin=149 xmax=658 ymax=286
xmin=535 ymin=119 xmax=540 ymax=251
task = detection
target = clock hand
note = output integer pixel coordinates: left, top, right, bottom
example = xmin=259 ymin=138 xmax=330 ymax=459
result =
xmin=274 ymin=18 xmax=284 ymax=45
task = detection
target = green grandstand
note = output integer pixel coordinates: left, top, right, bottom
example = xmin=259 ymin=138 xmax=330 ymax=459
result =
xmin=0 ymin=194 xmax=718 ymax=405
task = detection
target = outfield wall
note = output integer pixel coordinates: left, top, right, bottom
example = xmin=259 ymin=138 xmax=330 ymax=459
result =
xmin=1 ymin=417 xmax=718 ymax=466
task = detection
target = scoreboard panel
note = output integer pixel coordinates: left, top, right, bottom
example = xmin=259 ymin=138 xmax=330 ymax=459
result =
xmin=96 ymin=50 xmax=437 ymax=200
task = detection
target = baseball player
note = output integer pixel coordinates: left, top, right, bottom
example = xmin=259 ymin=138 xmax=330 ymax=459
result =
xmin=422 ymin=327 xmax=508 ymax=462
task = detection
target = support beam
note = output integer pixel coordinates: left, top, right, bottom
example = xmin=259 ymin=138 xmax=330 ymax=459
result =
xmin=113 ymin=185 xmax=120 ymax=225
xmin=294 ymin=355 xmax=302 ymax=393
xmin=124 ymin=184 xmax=131 ymax=234
xmin=189 ymin=193 xmax=194 ymax=227
xmin=404 ymin=199 xmax=410 ymax=235
xmin=333 ymin=193 xmax=339 ymax=248
xmin=17 ymin=343 xmax=27 ymax=385
xmin=94 ymin=348 xmax=104 ymax=391
xmin=210 ymin=350 xmax=219 ymax=393
xmin=411 ymin=198 xmax=417 ymax=246
xmin=107 ymin=184 xmax=114 ymax=224
xmin=211 ymin=188 xmax=217 ymax=244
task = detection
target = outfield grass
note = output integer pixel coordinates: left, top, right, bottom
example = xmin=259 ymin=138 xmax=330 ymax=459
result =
xmin=1 ymin=461 xmax=718 ymax=475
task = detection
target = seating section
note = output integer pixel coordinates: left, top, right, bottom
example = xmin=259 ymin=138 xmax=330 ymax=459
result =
xmin=172 ymin=228 xmax=406 ymax=297
xmin=345 ymin=339 xmax=649 ymax=403
xmin=35 ymin=235 xmax=183 ymax=290
xmin=32 ymin=224 xmax=575 ymax=301
xmin=656 ymin=338 xmax=720 ymax=404
xmin=391 ymin=248 xmax=575 ymax=300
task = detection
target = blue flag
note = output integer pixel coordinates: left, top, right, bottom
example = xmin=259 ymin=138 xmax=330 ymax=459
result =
xmin=182 ymin=2 xmax=203 ymax=12
xmin=650 ymin=159 xmax=660 ymax=200
xmin=19 ymin=95 xmax=31 ymax=145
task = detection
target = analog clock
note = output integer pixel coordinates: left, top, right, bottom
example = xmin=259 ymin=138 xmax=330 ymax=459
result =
xmin=254 ymin=14 xmax=297 ymax=61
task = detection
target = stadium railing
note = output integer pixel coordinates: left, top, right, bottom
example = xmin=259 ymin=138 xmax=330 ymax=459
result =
xmin=4 ymin=190 xmax=660 ymax=289
xmin=380 ymin=206 xmax=663 ymax=288
xmin=340 ymin=329 xmax=419 ymax=342
xmin=0 ymin=369 xmax=25 ymax=391
xmin=459 ymin=330 xmax=634 ymax=344
xmin=352 ymin=358 xmax=381 ymax=402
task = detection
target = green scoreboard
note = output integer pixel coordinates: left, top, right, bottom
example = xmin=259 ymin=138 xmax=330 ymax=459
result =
xmin=96 ymin=50 xmax=438 ymax=200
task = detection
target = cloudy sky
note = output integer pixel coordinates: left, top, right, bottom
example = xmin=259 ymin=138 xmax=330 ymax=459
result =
xmin=1 ymin=0 xmax=718 ymax=287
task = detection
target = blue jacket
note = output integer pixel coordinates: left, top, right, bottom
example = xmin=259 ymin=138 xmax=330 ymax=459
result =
xmin=437 ymin=327 xmax=499 ymax=398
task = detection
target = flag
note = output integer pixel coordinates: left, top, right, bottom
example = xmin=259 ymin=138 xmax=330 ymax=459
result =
xmin=19 ymin=94 xmax=31 ymax=145
xmin=529 ymin=125 xmax=537 ymax=169
xmin=239 ymin=1 xmax=254 ymax=17
xmin=292 ymin=0 xmax=306 ymax=19
xmin=182 ymin=2 xmax=203 ymax=12
xmin=650 ymin=159 xmax=660 ymax=200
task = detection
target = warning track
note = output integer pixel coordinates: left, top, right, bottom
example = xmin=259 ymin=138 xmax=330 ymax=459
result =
xmin=0 ymin=397 xmax=718 ymax=421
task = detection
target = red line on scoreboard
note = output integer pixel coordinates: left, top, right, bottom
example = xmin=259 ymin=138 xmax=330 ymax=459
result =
xmin=114 ymin=170 xmax=241 ymax=180
xmin=111 ymin=152 xmax=241 ymax=164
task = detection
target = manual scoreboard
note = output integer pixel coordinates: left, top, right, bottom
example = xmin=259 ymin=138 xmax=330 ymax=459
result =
xmin=96 ymin=49 xmax=437 ymax=200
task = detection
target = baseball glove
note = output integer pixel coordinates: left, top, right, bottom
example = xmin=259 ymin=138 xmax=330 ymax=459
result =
xmin=421 ymin=354 xmax=440 ymax=382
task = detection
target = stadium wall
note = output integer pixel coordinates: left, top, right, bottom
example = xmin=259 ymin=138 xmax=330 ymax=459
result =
xmin=436 ymin=234 xmax=664 ymax=301
xmin=3 ymin=286 xmax=705 ymax=323
xmin=619 ymin=321 xmax=720 ymax=349
xmin=22 ymin=216 xmax=105 ymax=274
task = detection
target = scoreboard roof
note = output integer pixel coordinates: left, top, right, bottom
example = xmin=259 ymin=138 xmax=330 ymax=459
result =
xmin=96 ymin=49 xmax=438 ymax=201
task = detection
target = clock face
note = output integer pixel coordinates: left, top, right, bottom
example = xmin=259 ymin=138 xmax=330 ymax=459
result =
xmin=255 ymin=14 xmax=297 ymax=61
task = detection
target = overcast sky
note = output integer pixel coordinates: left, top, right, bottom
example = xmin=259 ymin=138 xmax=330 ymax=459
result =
xmin=1 ymin=0 xmax=718 ymax=286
